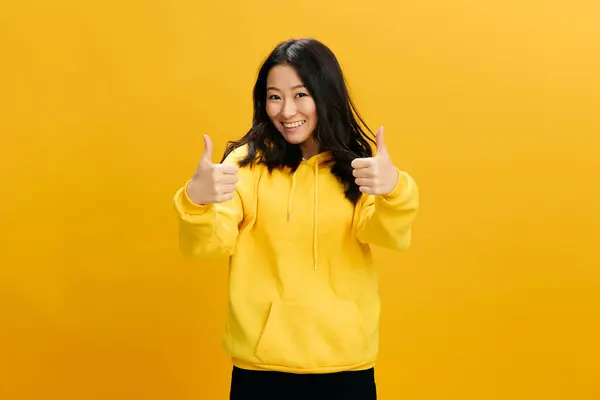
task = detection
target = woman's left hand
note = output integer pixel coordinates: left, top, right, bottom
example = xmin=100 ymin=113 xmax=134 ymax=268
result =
xmin=351 ymin=127 xmax=400 ymax=195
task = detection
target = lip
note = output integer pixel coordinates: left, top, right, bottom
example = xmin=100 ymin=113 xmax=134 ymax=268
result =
xmin=281 ymin=120 xmax=306 ymax=133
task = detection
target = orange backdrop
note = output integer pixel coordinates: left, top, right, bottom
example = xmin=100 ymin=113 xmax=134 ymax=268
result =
xmin=1 ymin=1 xmax=599 ymax=399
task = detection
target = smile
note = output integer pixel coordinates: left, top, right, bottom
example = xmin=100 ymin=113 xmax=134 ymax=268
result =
xmin=282 ymin=120 xmax=306 ymax=129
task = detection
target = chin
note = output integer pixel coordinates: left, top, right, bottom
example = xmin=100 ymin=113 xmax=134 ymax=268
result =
xmin=284 ymin=136 xmax=309 ymax=145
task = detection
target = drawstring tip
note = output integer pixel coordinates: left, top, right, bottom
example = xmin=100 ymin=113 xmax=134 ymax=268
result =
xmin=314 ymin=263 xmax=317 ymax=271
xmin=287 ymin=211 xmax=290 ymax=221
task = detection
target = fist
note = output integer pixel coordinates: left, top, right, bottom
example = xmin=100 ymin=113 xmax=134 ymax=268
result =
xmin=351 ymin=127 xmax=399 ymax=195
xmin=186 ymin=135 xmax=239 ymax=205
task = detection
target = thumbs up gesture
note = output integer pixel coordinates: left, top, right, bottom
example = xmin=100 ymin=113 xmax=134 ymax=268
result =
xmin=351 ymin=127 xmax=400 ymax=195
xmin=186 ymin=135 xmax=239 ymax=205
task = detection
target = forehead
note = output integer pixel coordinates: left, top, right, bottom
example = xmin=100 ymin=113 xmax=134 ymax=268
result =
xmin=266 ymin=64 xmax=304 ymax=88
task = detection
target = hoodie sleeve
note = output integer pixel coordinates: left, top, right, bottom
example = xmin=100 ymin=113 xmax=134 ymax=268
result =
xmin=354 ymin=169 xmax=419 ymax=251
xmin=172 ymin=146 xmax=252 ymax=259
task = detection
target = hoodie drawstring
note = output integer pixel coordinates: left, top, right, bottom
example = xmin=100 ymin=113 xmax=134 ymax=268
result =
xmin=312 ymin=160 xmax=319 ymax=271
xmin=287 ymin=159 xmax=319 ymax=271
xmin=287 ymin=172 xmax=296 ymax=222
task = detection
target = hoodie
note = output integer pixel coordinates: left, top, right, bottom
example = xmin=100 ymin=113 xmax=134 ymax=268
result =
xmin=173 ymin=144 xmax=419 ymax=374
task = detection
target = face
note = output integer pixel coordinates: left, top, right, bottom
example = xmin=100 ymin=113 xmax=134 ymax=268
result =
xmin=265 ymin=64 xmax=318 ymax=156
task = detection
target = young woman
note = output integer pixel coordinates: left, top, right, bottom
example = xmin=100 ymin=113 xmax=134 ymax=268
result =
xmin=173 ymin=38 xmax=419 ymax=400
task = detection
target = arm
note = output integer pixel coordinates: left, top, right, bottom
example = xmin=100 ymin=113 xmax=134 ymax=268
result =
xmin=354 ymin=169 xmax=419 ymax=251
xmin=172 ymin=146 xmax=251 ymax=259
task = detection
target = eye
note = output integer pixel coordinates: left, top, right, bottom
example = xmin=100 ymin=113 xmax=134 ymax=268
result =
xmin=295 ymin=92 xmax=309 ymax=98
xmin=268 ymin=94 xmax=281 ymax=100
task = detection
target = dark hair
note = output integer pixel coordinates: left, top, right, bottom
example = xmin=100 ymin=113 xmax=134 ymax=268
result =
xmin=221 ymin=38 xmax=375 ymax=204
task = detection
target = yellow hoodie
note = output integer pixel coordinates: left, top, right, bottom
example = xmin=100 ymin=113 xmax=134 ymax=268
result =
xmin=173 ymin=144 xmax=418 ymax=374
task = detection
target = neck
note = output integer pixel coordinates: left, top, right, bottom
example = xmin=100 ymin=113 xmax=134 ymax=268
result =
xmin=300 ymin=138 xmax=320 ymax=160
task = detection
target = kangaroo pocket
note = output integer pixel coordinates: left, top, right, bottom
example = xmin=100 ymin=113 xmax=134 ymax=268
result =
xmin=254 ymin=299 xmax=369 ymax=369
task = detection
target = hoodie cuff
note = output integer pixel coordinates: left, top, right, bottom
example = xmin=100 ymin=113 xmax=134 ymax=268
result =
xmin=178 ymin=180 xmax=213 ymax=215
xmin=379 ymin=169 xmax=412 ymax=205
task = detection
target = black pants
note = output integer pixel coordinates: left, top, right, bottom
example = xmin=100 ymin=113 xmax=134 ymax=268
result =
xmin=230 ymin=366 xmax=377 ymax=400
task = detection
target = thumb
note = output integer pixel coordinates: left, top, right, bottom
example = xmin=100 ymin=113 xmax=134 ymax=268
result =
xmin=375 ymin=127 xmax=388 ymax=157
xmin=201 ymin=134 xmax=213 ymax=165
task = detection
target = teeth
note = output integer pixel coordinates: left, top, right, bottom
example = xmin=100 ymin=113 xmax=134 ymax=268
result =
xmin=283 ymin=120 xmax=305 ymax=128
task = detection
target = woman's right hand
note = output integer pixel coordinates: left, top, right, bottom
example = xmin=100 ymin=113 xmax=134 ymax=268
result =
xmin=186 ymin=135 xmax=239 ymax=205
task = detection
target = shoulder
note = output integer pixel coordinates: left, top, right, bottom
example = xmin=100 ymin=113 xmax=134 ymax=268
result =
xmin=223 ymin=144 xmax=251 ymax=165
xmin=222 ymin=144 xmax=264 ymax=181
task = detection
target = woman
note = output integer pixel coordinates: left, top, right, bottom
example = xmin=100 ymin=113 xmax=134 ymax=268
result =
xmin=173 ymin=38 xmax=419 ymax=399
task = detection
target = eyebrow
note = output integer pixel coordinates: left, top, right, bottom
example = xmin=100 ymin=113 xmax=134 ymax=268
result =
xmin=267 ymin=84 xmax=306 ymax=91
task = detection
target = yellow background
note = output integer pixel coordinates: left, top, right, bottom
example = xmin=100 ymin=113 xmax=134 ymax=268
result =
xmin=1 ymin=0 xmax=599 ymax=399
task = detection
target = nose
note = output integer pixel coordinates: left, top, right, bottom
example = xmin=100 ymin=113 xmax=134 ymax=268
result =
xmin=282 ymin=99 xmax=298 ymax=119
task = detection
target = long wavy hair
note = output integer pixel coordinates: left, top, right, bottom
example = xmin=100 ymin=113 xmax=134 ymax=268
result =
xmin=221 ymin=38 xmax=375 ymax=204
